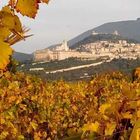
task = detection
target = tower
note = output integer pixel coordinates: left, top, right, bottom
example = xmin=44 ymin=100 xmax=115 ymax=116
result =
xmin=62 ymin=40 xmax=69 ymax=51
xmin=92 ymin=31 xmax=98 ymax=35
xmin=113 ymin=30 xmax=119 ymax=36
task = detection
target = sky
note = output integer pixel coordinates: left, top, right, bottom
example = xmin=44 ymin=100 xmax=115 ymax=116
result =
xmin=1 ymin=0 xmax=140 ymax=53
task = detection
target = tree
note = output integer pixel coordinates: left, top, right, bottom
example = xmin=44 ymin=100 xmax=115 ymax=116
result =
xmin=0 ymin=0 xmax=50 ymax=70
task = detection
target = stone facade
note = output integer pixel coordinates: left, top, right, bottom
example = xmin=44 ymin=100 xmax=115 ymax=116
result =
xmin=34 ymin=39 xmax=140 ymax=62
xmin=34 ymin=40 xmax=96 ymax=62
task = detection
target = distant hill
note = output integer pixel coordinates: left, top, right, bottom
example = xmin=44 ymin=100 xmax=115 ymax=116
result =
xmin=13 ymin=52 xmax=33 ymax=62
xmin=70 ymin=33 xmax=138 ymax=50
xmin=68 ymin=19 xmax=140 ymax=46
xmin=32 ymin=18 xmax=140 ymax=61
xmin=47 ymin=43 xmax=60 ymax=50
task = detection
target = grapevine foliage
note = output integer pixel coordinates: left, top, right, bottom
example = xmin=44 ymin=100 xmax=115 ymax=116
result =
xmin=0 ymin=71 xmax=140 ymax=139
xmin=0 ymin=0 xmax=50 ymax=70
xmin=1 ymin=1 xmax=140 ymax=140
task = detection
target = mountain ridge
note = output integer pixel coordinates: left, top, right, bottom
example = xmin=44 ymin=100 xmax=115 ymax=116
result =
xmin=68 ymin=19 xmax=140 ymax=47
xmin=13 ymin=52 xmax=33 ymax=62
xmin=13 ymin=18 xmax=140 ymax=62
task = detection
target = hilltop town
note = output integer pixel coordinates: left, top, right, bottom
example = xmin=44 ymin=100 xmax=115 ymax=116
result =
xmin=34 ymin=32 xmax=140 ymax=62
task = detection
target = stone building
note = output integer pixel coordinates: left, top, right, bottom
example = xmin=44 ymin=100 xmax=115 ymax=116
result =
xmin=34 ymin=39 xmax=140 ymax=62
xmin=34 ymin=41 xmax=96 ymax=62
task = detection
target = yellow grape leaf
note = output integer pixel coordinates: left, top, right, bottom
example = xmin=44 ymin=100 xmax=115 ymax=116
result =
xmin=133 ymin=67 xmax=140 ymax=80
xmin=130 ymin=119 xmax=140 ymax=140
xmin=16 ymin=0 xmax=39 ymax=18
xmin=137 ymin=110 xmax=140 ymax=118
xmin=34 ymin=132 xmax=41 ymax=140
xmin=13 ymin=15 xmax=22 ymax=32
xmin=0 ymin=131 xmax=9 ymax=139
xmin=122 ymin=112 xmax=133 ymax=119
xmin=41 ymin=0 xmax=50 ymax=4
xmin=99 ymin=103 xmax=111 ymax=114
xmin=0 ymin=6 xmax=22 ymax=32
xmin=2 ymin=6 xmax=14 ymax=15
xmin=0 ymin=118 xmax=5 ymax=124
xmin=137 ymin=100 xmax=140 ymax=107
xmin=8 ymin=95 xmax=17 ymax=102
xmin=105 ymin=122 xmax=116 ymax=136
xmin=0 ymin=27 xmax=11 ymax=41
xmin=0 ymin=41 xmax=12 ymax=70
xmin=17 ymin=135 xmax=25 ymax=140
xmin=130 ymin=101 xmax=137 ymax=109
xmin=30 ymin=121 xmax=38 ymax=130
xmin=82 ymin=121 xmax=99 ymax=133
xmin=0 ymin=11 xmax=15 ymax=29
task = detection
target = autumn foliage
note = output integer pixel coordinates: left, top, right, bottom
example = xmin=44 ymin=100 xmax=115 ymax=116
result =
xmin=0 ymin=0 xmax=50 ymax=70
xmin=0 ymin=71 xmax=140 ymax=140
xmin=133 ymin=67 xmax=140 ymax=81
xmin=1 ymin=1 xmax=140 ymax=140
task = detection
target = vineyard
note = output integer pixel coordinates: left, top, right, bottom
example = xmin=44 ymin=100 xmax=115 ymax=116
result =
xmin=0 ymin=71 xmax=140 ymax=140
xmin=0 ymin=0 xmax=140 ymax=140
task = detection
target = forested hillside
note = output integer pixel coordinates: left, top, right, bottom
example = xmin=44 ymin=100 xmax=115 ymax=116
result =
xmin=69 ymin=19 xmax=140 ymax=46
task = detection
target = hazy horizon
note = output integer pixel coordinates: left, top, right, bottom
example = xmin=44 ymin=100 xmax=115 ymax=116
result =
xmin=1 ymin=0 xmax=140 ymax=54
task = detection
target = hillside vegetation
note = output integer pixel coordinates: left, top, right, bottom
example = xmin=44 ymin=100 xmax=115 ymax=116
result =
xmin=13 ymin=52 xmax=33 ymax=62
xmin=19 ymin=57 xmax=103 ymax=72
xmin=69 ymin=19 xmax=140 ymax=46
xmin=70 ymin=34 xmax=138 ymax=50
xmin=18 ymin=58 xmax=140 ymax=81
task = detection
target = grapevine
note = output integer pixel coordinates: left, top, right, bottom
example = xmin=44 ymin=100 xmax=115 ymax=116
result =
xmin=0 ymin=72 xmax=140 ymax=139
xmin=1 ymin=1 xmax=140 ymax=140
xmin=0 ymin=0 xmax=50 ymax=70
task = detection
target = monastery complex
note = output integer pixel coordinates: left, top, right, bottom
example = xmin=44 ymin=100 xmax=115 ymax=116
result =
xmin=34 ymin=33 xmax=140 ymax=62
xmin=34 ymin=40 xmax=96 ymax=61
